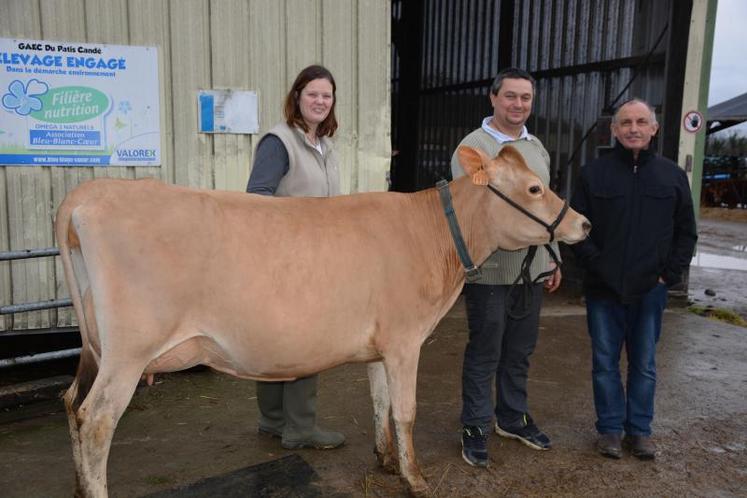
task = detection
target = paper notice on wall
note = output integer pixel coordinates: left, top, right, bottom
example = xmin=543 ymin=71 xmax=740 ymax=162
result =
xmin=198 ymin=90 xmax=259 ymax=134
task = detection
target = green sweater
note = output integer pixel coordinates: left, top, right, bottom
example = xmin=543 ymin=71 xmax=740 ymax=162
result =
xmin=450 ymin=128 xmax=559 ymax=285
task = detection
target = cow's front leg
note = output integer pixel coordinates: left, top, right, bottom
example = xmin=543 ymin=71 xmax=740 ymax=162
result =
xmin=367 ymin=361 xmax=398 ymax=473
xmin=385 ymin=352 xmax=429 ymax=497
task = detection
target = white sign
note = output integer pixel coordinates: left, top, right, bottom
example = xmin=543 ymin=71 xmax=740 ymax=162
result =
xmin=683 ymin=110 xmax=704 ymax=133
xmin=198 ymin=90 xmax=259 ymax=134
xmin=0 ymin=38 xmax=160 ymax=166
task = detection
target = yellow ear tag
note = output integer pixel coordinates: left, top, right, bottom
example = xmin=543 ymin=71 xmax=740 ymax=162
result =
xmin=472 ymin=170 xmax=489 ymax=186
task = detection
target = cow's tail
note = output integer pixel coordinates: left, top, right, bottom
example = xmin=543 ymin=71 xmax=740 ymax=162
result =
xmin=55 ymin=193 xmax=98 ymax=411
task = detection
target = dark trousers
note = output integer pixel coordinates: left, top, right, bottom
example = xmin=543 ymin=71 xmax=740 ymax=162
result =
xmin=586 ymin=283 xmax=667 ymax=436
xmin=460 ymin=283 xmax=543 ymax=430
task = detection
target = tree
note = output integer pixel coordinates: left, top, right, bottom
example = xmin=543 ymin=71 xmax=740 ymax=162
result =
xmin=707 ymin=131 xmax=747 ymax=156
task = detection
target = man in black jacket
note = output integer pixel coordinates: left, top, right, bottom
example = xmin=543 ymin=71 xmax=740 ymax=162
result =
xmin=570 ymin=99 xmax=697 ymax=460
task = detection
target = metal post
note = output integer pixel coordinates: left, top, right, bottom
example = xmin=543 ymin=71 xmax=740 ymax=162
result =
xmin=1 ymin=248 xmax=72 ymax=315
xmin=662 ymin=1 xmax=693 ymax=162
xmin=391 ymin=0 xmax=423 ymax=192
xmin=0 ymin=347 xmax=81 ymax=369
xmin=678 ymin=0 xmax=718 ymax=213
xmin=0 ymin=248 xmax=60 ymax=261
xmin=674 ymin=0 xmax=718 ymax=303
xmin=1 ymin=298 xmax=73 ymax=315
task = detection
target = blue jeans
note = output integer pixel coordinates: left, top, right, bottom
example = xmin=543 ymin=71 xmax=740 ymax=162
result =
xmin=586 ymin=283 xmax=668 ymax=436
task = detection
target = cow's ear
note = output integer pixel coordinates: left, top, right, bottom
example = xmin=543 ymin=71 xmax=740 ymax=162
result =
xmin=458 ymin=146 xmax=491 ymax=185
xmin=495 ymin=145 xmax=528 ymax=169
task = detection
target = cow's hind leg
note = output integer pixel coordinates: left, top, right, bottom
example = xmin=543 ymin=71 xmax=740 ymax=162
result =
xmin=64 ymin=346 xmax=99 ymax=494
xmin=68 ymin=358 xmax=144 ymax=498
xmin=385 ymin=352 xmax=429 ymax=497
xmin=367 ymin=361 xmax=398 ymax=473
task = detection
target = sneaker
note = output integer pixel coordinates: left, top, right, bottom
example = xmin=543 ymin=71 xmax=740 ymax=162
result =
xmin=625 ymin=434 xmax=655 ymax=460
xmin=495 ymin=414 xmax=551 ymax=450
xmin=461 ymin=425 xmax=489 ymax=467
xmin=597 ymin=433 xmax=623 ymax=459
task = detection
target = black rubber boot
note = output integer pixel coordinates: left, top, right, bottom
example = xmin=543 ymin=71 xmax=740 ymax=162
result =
xmin=256 ymin=380 xmax=285 ymax=437
xmin=280 ymin=375 xmax=345 ymax=450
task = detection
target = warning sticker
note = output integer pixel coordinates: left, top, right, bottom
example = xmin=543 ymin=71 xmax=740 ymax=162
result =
xmin=683 ymin=110 xmax=704 ymax=133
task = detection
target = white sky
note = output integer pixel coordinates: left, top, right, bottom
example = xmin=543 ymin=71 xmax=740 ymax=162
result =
xmin=707 ymin=0 xmax=747 ymax=135
xmin=708 ymin=0 xmax=747 ymax=106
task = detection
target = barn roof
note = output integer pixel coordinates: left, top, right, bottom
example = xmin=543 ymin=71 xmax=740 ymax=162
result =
xmin=707 ymin=92 xmax=747 ymax=134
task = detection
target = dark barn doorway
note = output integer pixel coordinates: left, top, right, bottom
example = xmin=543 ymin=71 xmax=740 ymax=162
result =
xmin=389 ymin=0 xmax=693 ymax=195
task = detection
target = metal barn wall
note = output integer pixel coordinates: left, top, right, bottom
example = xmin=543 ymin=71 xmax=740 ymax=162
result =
xmin=514 ymin=0 xmax=673 ymax=195
xmin=0 ymin=0 xmax=391 ymax=331
xmin=391 ymin=0 xmax=683 ymax=193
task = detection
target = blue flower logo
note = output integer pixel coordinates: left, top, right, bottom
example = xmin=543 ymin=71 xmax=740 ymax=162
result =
xmin=118 ymin=100 xmax=132 ymax=114
xmin=2 ymin=79 xmax=49 ymax=116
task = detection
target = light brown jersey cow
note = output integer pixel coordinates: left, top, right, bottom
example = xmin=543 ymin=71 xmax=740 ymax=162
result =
xmin=56 ymin=145 xmax=590 ymax=497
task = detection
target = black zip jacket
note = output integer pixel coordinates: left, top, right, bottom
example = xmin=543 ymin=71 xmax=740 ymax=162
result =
xmin=570 ymin=142 xmax=698 ymax=303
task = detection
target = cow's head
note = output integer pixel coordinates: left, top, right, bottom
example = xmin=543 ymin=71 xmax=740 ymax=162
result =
xmin=457 ymin=145 xmax=590 ymax=249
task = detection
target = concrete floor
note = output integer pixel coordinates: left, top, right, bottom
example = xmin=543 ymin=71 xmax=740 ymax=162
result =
xmin=0 ymin=294 xmax=745 ymax=497
xmin=689 ymin=217 xmax=747 ymax=321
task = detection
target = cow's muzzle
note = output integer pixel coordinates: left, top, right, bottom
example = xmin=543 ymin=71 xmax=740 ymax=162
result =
xmin=486 ymin=184 xmax=569 ymax=243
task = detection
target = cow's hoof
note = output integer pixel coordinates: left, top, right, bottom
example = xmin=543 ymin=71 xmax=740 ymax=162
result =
xmin=383 ymin=460 xmax=400 ymax=475
xmin=380 ymin=456 xmax=400 ymax=475
xmin=403 ymin=475 xmax=430 ymax=498
xmin=407 ymin=483 xmax=431 ymax=498
xmin=374 ymin=449 xmax=400 ymax=474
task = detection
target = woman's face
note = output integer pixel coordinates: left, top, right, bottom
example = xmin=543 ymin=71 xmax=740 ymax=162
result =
xmin=298 ymin=78 xmax=334 ymax=127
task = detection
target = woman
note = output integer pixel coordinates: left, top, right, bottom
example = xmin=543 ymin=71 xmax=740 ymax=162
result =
xmin=246 ymin=65 xmax=344 ymax=450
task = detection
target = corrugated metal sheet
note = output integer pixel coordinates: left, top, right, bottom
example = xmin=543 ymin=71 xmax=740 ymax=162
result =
xmin=392 ymin=0 xmax=674 ymax=192
xmin=516 ymin=0 xmax=670 ymax=193
xmin=0 ymin=0 xmax=391 ymax=331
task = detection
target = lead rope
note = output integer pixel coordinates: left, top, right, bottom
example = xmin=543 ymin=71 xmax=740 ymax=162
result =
xmin=436 ymin=179 xmax=569 ymax=318
xmin=485 ymin=184 xmax=568 ymax=319
xmin=505 ymin=243 xmax=562 ymax=320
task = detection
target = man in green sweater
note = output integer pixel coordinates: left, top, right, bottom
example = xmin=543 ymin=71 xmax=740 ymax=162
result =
xmin=451 ymin=67 xmax=559 ymax=467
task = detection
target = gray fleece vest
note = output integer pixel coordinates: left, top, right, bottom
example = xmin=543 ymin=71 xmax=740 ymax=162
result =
xmin=268 ymin=123 xmax=341 ymax=197
xmin=450 ymin=128 xmax=559 ymax=285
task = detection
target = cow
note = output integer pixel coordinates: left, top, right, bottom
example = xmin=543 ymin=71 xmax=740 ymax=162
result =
xmin=56 ymin=145 xmax=590 ymax=497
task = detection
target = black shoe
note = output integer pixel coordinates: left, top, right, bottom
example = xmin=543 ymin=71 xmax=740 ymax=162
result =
xmin=597 ymin=433 xmax=623 ymax=459
xmin=495 ymin=414 xmax=551 ymax=450
xmin=461 ymin=426 xmax=489 ymax=467
xmin=625 ymin=435 xmax=656 ymax=460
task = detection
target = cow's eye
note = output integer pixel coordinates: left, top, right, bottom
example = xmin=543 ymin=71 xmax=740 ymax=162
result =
xmin=529 ymin=185 xmax=542 ymax=195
